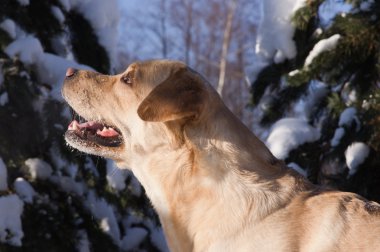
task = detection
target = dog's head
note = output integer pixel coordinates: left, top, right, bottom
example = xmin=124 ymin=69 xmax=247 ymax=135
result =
xmin=62 ymin=60 xmax=215 ymax=167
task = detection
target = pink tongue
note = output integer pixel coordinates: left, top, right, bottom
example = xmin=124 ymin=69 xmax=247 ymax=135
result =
xmin=96 ymin=127 xmax=119 ymax=137
xmin=68 ymin=120 xmax=119 ymax=137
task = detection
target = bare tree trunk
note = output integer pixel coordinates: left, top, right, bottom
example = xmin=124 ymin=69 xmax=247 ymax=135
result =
xmin=159 ymin=0 xmax=168 ymax=58
xmin=217 ymin=0 xmax=238 ymax=97
xmin=183 ymin=0 xmax=193 ymax=64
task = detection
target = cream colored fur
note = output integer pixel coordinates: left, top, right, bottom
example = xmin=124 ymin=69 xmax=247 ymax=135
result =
xmin=62 ymin=60 xmax=380 ymax=252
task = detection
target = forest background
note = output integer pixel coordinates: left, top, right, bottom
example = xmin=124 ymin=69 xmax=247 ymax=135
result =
xmin=0 ymin=0 xmax=379 ymax=251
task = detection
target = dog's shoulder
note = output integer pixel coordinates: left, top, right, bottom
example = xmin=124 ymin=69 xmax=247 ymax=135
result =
xmin=297 ymin=187 xmax=380 ymax=219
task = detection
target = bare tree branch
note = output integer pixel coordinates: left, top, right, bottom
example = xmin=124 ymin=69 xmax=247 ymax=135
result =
xmin=217 ymin=0 xmax=238 ymax=97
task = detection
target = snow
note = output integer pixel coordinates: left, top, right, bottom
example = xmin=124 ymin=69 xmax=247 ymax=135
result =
xmin=14 ymin=178 xmax=36 ymax=203
xmin=360 ymin=0 xmax=374 ymax=11
xmin=0 ymin=19 xmax=16 ymax=39
xmin=248 ymin=57 xmax=270 ymax=83
xmin=1 ymin=2 xmax=167 ymax=251
xmin=345 ymin=142 xmax=370 ymax=177
xmin=17 ymin=0 xmax=29 ymax=6
xmin=105 ymin=160 xmax=142 ymax=196
xmin=49 ymin=145 xmax=67 ymax=172
xmin=274 ymin=50 xmax=286 ymax=64
xmin=51 ymin=6 xmax=65 ymax=24
xmin=78 ymin=0 xmax=119 ymax=68
xmin=83 ymin=190 xmax=162 ymax=249
xmin=289 ymin=69 xmax=300 ymax=77
xmin=314 ymin=27 xmax=323 ymax=36
xmin=287 ymin=162 xmax=307 ymax=177
xmin=129 ymin=173 xmax=142 ymax=197
xmin=266 ymin=118 xmax=321 ymax=159
xmin=0 ymin=158 xmax=8 ymax=191
xmin=76 ymin=230 xmax=90 ymax=252
xmin=65 ymin=164 xmax=78 ymax=178
xmin=85 ymin=190 xmax=120 ymax=245
xmin=150 ymin=227 xmax=169 ymax=252
xmin=57 ymin=0 xmax=120 ymax=69
xmin=51 ymin=35 xmax=70 ymax=58
xmin=5 ymin=36 xmax=43 ymax=65
xmin=338 ymin=107 xmax=358 ymax=127
xmin=348 ymin=89 xmax=357 ymax=104
xmin=106 ymin=160 xmax=127 ymax=191
xmin=38 ymin=53 xmax=91 ymax=99
xmin=123 ymin=215 xmax=142 ymax=228
xmin=58 ymin=0 xmax=70 ymax=10
xmin=0 ymin=93 xmax=9 ymax=106
xmin=304 ymin=34 xmax=341 ymax=67
xmin=294 ymin=80 xmax=328 ymax=120
xmin=49 ymin=175 xmax=85 ymax=196
xmin=121 ymin=227 xmax=148 ymax=251
xmin=84 ymin=157 xmax=99 ymax=177
xmin=256 ymin=0 xmax=306 ymax=63
xmin=50 ymin=144 xmax=79 ymax=178
xmin=331 ymin=127 xmax=345 ymax=147
xmin=5 ymin=36 xmax=92 ymax=101
xmin=318 ymin=0 xmax=353 ymax=27
xmin=24 ymin=158 xmax=53 ymax=180
xmin=0 ymin=195 xmax=24 ymax=246
xmin=125 ymin=216 xmax=169 ymax=252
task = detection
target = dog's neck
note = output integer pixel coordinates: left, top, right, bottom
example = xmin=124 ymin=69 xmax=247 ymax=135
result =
xmin=130 ymin=104 xmax=310 ymax=252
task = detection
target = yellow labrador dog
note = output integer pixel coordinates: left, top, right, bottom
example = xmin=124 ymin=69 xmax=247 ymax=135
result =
xmin=62 ymin=60 xmax=380 ymax=252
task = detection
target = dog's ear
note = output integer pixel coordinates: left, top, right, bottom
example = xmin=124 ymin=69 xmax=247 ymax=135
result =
xmin=137 ymin=69 xmax=206 ymax=122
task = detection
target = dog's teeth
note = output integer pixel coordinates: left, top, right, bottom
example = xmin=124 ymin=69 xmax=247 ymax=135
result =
xmin=71 ymin=121 xmax=80 ymax=130
xmin=95 ymin=126 xmax=119 ymax=137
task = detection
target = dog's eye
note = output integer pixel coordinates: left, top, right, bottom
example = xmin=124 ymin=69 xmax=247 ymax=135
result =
xmin=121 ymin=74 xmax=133 ymax=85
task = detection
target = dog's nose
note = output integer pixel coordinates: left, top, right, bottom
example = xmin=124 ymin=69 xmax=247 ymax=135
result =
xmin=66 ymin=67 xmax=77 ymax=78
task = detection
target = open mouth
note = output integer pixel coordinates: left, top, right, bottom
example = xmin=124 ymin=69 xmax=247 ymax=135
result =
xmin=65 ymin=118 xmax=123 ymax=147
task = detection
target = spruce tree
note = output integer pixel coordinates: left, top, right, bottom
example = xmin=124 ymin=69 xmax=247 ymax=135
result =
xmin=251 ymin=0 xmax=380 ymax=202
xmin=0 ymin=0 xmax=164 ymax=251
